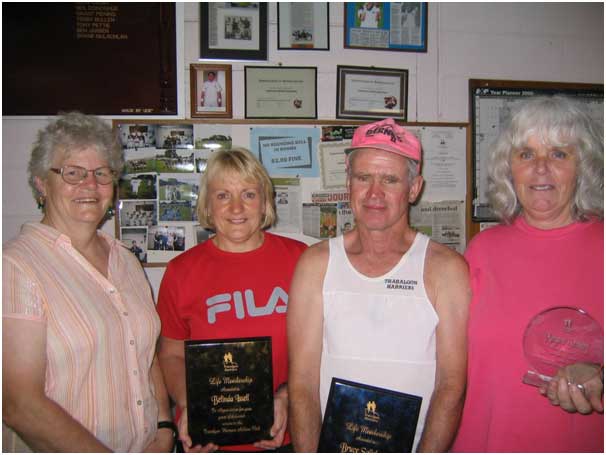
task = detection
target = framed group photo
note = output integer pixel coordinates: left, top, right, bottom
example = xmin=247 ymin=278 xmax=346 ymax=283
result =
xmin=344 ymin=2 xmax=428 ymax=53
xmin=277 ymin=3 xmax=330 ymax=50
xmin=336 ymin=65 xmax=408 ymax=120
xmin=200 ymin=3 xmax=268 ymax=61
xmin=190 ymin=64 xmax=232 ymax=118
xmin=245 ymin=66 xmax=317 ymax=119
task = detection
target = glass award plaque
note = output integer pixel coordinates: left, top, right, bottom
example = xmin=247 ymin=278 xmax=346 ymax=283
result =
xmin=185 ymin=337 xmax=273 ymax=446
xmin=522 ymin=306 xmax=603 ymax=387
xmin=318 ymin=378 xmax=422 ymax=453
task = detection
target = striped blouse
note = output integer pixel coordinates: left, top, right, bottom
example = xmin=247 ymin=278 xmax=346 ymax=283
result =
xmin=2 ymin=223 xmax=160 ymax=452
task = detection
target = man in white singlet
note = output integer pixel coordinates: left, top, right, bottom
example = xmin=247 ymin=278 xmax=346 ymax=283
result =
xmin=200 ymin=71 xmax=222 ymax=108
xmin=288 ymin=118 xmax=470 ymax=452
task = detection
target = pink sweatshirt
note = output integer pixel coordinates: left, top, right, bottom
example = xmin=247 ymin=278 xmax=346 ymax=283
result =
xmin=452 ymin=217 xmax=604 ymax=453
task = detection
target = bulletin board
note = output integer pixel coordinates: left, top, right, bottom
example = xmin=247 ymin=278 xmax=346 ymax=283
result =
xmin=112 ymin=119 xmax=470 ymax=267
xmin=469 ymin=79 xmax=603 ymax=231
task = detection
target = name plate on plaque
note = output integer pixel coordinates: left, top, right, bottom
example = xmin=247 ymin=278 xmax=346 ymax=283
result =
xmin=318 ymin=378 xmax=422 ymax=453
xmin=185 ymin=337 xmax=273 ymax=446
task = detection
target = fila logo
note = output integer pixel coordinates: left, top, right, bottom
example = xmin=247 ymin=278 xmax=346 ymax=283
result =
xmin=206 ymin=287 xmax=288 ymax=323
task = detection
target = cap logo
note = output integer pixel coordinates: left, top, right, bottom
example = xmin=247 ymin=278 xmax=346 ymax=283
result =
xmin=365 ymin=125 xmax=401 ymax=144
xmin=346 ymin=118 xmax=421 ymax=170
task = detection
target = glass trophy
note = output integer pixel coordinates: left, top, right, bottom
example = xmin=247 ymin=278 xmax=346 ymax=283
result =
xmin=522 ymin=306 xmax=603 ymax=387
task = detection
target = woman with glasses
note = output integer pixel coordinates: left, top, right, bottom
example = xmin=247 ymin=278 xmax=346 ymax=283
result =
xmin=3 ymin=112 xmax=175 ymax=452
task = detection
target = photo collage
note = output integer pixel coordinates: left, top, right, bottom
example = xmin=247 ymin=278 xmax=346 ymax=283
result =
xmin=116 ymin=123 xmax=233 ymax=264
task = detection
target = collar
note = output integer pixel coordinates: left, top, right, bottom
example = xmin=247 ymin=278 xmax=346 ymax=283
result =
xmin=21 ymin=222 xmax=120 ymax=250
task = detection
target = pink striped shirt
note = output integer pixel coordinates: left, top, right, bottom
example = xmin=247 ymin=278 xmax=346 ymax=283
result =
xmin=3 ymin=223 xmax=160 ymax=452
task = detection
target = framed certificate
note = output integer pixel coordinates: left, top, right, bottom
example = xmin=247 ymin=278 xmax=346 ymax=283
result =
xmin=245 ymin=66 xmax=317 ymax=119
xmin=277 ymin=2 xmax=330 ymax=50
xmin=344 ymin=2 xmax=428 ymax=53
xmin=337 ymin=65 xmax=408 ymax=120
xmin=190 ymin=64 xmax=232 ymax=119
xmin=200 ymin=3 xmax=267 ymax=61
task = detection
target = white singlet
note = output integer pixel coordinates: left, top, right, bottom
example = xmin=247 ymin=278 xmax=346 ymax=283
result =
xmin=202 ymin=80 xmax=222 ymax=107
xmin=320 ymin=233 xmax=437 ymax=451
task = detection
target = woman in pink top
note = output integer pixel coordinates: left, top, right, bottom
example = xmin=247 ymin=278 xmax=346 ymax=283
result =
xmin=3 ymin=113 xmax=174 ymax=452
xmin=452 ymin=96 xmax=603 ymax=452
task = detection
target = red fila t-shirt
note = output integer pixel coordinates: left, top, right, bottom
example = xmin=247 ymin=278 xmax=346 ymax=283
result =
xmin=157 ymin=232 xmax=307 ymax=451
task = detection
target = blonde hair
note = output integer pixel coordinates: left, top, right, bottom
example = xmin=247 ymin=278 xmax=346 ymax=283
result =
xmin=196 ymin=148 xmax=276 ymax=230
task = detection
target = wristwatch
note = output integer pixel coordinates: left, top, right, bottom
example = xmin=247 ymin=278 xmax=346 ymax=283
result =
xmin=157 ymin=420 xmax=178 ymax=447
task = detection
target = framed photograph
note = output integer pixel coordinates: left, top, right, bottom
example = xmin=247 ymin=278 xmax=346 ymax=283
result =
xmin=190 ymin=64 xmax=232 ymax=118
xmin=200 ymin=3 xmax=267 ymax=61
xmin=469 ymin=79 xmax=604 ymax=222
xmin=336 ymin=65 xmax=408 ymax=120
xmin=344 ymin=2 xmax=428 ymax=53
xmin=245 ymin=66 xmax=317 ymax=119
xmin=277 ymin=3 xmax=329 ymax=50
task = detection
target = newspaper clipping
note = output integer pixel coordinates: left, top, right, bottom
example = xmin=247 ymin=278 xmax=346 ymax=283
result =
xmin=348 ymin=2 xmax=424 ymax=49
xmin=410 ymin=200 xmax=465 ymax=253
xmin=272 ymin=177 xmax=301 ymax=233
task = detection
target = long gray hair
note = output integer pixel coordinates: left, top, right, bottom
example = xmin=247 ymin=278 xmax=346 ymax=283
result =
xmin=487 ymin=95 xmax=603 ymax=223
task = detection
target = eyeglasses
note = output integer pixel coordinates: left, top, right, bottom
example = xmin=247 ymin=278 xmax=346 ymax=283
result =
xmin=50 ymin=165 xmax=117 ymax=185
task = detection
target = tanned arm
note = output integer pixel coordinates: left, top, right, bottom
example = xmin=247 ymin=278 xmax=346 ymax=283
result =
xmin=287 ymin=243 xmax=328 ymax=452
xmin=143 ymin=354 xmax=175 ymax=452
xmin=416 ymin=243 xmax=471 ymax=452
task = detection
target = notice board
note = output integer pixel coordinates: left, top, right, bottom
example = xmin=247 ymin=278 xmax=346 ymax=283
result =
xmin=112 ymin=119 xmax=470 ymax=266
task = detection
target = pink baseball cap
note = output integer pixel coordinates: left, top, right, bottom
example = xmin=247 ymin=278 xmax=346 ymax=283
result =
xmin=345 ymin=118 xmax=422 ymax=171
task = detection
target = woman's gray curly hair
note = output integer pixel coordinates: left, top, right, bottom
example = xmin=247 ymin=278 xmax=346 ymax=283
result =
xmin=28 ymin=112 xmax=123 ymax=200
xmin=487 ymin=95 xmax=603 ymax=223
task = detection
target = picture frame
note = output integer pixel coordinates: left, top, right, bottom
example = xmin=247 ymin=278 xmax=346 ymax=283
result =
xmin=336 ymin=65 xmax=408 ymax=120
xmin=468 ymin=79 xmax=604 ymax=223
xmin=190 ymin=64 xmax=232 ymax=118
xmin=200 ymin=3 xmax=267 ymax=61
xmin=344 ymin=2 xmax=428 ymax=53
xmin=245 ymin=66 xmax=317 ymax=119
xmin=277 ymin=3 xmax=330 ymax=50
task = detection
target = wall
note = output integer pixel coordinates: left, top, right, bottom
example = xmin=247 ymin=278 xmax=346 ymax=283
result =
xmin=3 ymin=2 xmax=603 ymax=298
